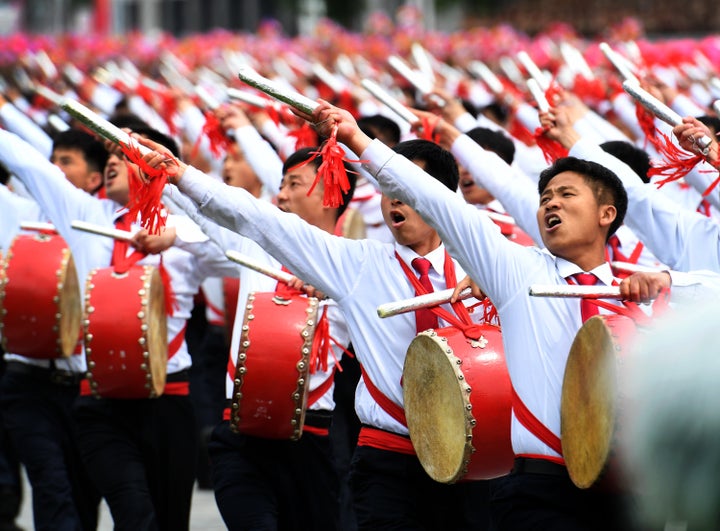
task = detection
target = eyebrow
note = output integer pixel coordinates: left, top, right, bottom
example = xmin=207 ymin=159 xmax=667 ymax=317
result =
xmin=541 ymin=184 xmax=578 ymax=196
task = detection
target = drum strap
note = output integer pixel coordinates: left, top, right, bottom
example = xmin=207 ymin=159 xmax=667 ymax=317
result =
xmin=510 ymin=386 xmax=564 ymax=457
xmin=167 ymin=323 xmax=187 ymax=360
xmin=307 ymin=374 xmax=334 ymax=408
xmin=359 ymin=364 xmax=407 ymax=428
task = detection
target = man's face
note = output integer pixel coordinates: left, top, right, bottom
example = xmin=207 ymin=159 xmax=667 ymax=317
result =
xmin=103 ymin=152 xmax=130 ymax=205
xmin=222 ymin=150 xmax=262 ymax=196
xmin=380 ymin=193 xmax=439 ymax=251
xmin=51 ymin=147 xmax=101 ymax=193
xmin=277 ymin=162 xmax=327 ymax=225
xmin=459 ymin=163 xmax=494 ymax=205
xmin=537 ymin=171 xmax=615 ymax=261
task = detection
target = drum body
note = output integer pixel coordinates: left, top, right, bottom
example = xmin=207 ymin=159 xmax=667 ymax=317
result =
xmin=0 ymin=233 xmax=81 ymax=358
xmin=339 ymin=207 xmax=367 ymax=240
xmin=561 ymin=314 xmax=638 ymax=489
xmin=403 ymin=325 xmax=514 ymax=483
xmin=84 ymin=265 xmax=168 ymax=399
xmin=230 ymin=292 xmax=319 ymax=440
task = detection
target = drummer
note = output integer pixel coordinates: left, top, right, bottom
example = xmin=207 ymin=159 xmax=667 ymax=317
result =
xmin=0 ymin=119 xmax=238 ymax=531
xmin=304 ymin=100 xmax=720 ymax=530
xmin=138 ymin=133 xmax=498 ymax=530
xmin=0 ymin=129 xmax=107 ymax=531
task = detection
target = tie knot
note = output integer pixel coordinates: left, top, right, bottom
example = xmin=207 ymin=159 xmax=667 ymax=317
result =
xmin=573 ymin=272 xmax=597 ymax=286
xmin=608 ymin=234 xmax=620 ymax=248
xmin=411 ymin=257 xmax=432 ymax=276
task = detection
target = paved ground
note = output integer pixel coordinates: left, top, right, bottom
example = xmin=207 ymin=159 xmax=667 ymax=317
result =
xmin=16 ymin=471 xmax=227 ymax=530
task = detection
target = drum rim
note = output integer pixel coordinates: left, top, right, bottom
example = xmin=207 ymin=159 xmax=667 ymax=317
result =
xmin=561 ymin=315 xmax=618 ymax=489
xmin=404 ymin=330 xmax=474 ymax=484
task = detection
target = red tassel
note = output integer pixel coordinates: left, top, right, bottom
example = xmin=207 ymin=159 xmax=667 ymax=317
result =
xmin=420 ymin=115 xmax=440 ymax=144
xmin=508 ymin=118 xmax=536 ymax=146
xmin=648 ymin=130 xmax=704 ymax=186
xmin=306 ymin=126 xmax=355 ymax=208
xmin=192 ymin=110 xmax=233 ymax=159
xmin=120 ymin=142 xmax=177 ymax=235
xmin=635 ymin=101 xmax=658 ymax=151
xmin=534 ymin=127 xmax=568 ymax=163
xmin=157 ymin=256 xmax=178 ymax=317
xmin=309 ymin=306 xmax=331 ymax=374
xmin=287 ymin=122 xmax=319 ymax=151
xmin=159 ymin=91 xmax=179 ymax=136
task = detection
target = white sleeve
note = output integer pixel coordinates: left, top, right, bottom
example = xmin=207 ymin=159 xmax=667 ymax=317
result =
xmin=0 ymin=102 xmax=53 ymax=159
xmin=452 ymin=134 xmax=543 ymax=245
xmin=233 ymin=125 xmax=283 ymax=194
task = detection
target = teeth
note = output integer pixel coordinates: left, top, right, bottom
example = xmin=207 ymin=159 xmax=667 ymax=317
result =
xmin=548 ymin=215 xmax=560 ymax=227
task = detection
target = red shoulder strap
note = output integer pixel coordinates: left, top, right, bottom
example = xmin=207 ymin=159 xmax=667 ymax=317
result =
xmin=511 ymin=386 xmax=563 ymax=457
xmin=359 ymin=364 xmax=407 ymax=427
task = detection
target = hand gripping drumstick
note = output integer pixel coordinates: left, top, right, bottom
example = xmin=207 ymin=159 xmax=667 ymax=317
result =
xmin=622 ymin=80 xmax=712 ymax=154
xmin=376 ymin=287 xmax=473 ymax=318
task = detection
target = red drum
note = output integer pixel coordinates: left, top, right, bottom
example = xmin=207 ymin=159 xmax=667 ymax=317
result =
xmin=83 ymin=265 xmax=168 ymax=399
xmin=561 ymin=314 xmax=638 ymax=488
xmin=403 ymin=324 xmax=514 ymax=483
xmin=0 ymin=233 xmax=81 ymax=358
xmin=229 ymin=291 xmax=319 ymax=440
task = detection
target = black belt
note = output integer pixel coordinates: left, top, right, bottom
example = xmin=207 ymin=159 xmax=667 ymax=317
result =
xmin=512 ymin=457 xmax=568 ymax=478
xmin=5 ymin=360 xmax=84 ymax=386
xmin=166 ymin=369 xmax=190 ymax=383
xmin=304 ymin=409 xmax=333 ymax=430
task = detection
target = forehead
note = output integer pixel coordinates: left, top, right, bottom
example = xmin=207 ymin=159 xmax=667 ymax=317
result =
xmin=282 ymin=161 xmax=317 ymax=183
xmin=541 ymin=171 xmax=589 ymax=193
xmin=51 ymin=147 xmax=85 ymax=160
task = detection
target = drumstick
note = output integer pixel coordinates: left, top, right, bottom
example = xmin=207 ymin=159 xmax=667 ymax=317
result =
xmin=377 ymin=287 xmax=473 ymax=318
xmin=70 ymin=220 xmax=133 ymax=241
xmin=360 ymin=79 xmax=417 ymax=125
xmin=622 ymin=80 xmax=712 ymax=154
xmin=528 ymin=285 xmax=622 ymax=299
xmin=237 ymin=66 xmax=318 ymax=115
xmin=599 ymin=42 xmax=639 ymax=84
xmin=610 ymin=261 xmax=660 ymax=274
xmin=19 ymin=221 xmax=56 ymax=232
xmin=225 ymin=250 xmax=297 ymax=285
xmin=61 ymin=99 xmax=153 ymax=156
xmin=517 ymin=51 xmax=550 ymax=91
xmin=388 ymin=55 xmax=445 ymax=107
xmin=526 ymin=78 xmax=550 ymax=113
xmin=227 ymin=87 xmax=270 ymax=109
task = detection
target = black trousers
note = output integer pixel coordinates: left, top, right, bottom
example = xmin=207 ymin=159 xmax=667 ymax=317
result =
xmin=490 ymin=459 xmax=639 ymax=531
xmin=0 ymin=365 xmax=99 ymax=531
xmin=73 ymin=392 xmax=197 ymax=531
xmin=209 ymin=416 xmax=340 ymax=531
xmin=349 ymin=445 xmax=494 ymax=531
xmin=0 ymin=354 xmax=22 ymax=525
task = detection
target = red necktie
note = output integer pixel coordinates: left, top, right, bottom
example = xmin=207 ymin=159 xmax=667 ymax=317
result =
xmin=411 ymin=257 xmax=439 ymax=333
xmin=571 ymin=272 xmax=599 ymax=323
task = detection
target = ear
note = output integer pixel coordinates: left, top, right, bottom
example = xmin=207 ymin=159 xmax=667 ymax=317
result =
xmin=598 ymin=204 xmax=617 ymax=229
xmin=88 ymin=171 xmax=103 ymax=193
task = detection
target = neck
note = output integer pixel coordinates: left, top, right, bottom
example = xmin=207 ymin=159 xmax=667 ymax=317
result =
xmin=408 ymin=233 xmax=443 ymax=257
xmin=567 ymin=249 xmax=607 ymax=273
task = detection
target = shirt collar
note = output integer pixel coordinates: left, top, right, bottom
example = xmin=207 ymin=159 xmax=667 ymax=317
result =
xmin=555 ymin=256 xmax=615 ymax=286
xmin=394 ymin=242 xmax=446 ymax=274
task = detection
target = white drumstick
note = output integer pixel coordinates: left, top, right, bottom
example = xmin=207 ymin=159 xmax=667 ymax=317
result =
xmin=225 ymin=250 xmax=297 ymax=285
xmin=468 ymin=60 xmax=505 ymax=95
xmin=61 ymin=99 xmax=153 ymax=156
xmin=622 ymin=80 xmax=712 ymax=153
xmin=517 ymin=51 xmax=550 ymax=91
xmin=34 ymin=85 xmax=64 ymax=106
xmin=388 ymin=55 xmax=445 ymax=106
xmin=19 ymin=221 xmax=56 ymax=232
xmin=227 ymin=88 xmax=270 ymax=109
xmin=71 ymin=220 xmax=133 ymax=241
xmin=611 ymin=261 xmax=661 ymax=274
xmin=237 ymin=66 xmax=318 ymax=115
xmin=527 ymin=78 xmax=550 ymax=113
xmin=529 ymin=284 xmax=622 ymax=299
xmin=599 ymin=42 xmax=639 ymax=84
xmin=361 ymin=79 xmax=417 ymax=125
xmin=377 ymin=287 xmax=473 ymax=318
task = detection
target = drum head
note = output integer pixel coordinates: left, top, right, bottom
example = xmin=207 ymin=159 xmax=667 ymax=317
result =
xmin=404 ymin=333 xmax=471 ymax=484
xmin=561 ymin=315 xmax=617 ymax=489
xmin=146 ymin=267 xmax=168 ymax=396
xmin=58 ymin=252 xmax=82 ymax=357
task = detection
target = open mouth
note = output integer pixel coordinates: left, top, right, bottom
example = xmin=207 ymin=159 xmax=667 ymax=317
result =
xmin=389 ymin=210 xmax=406 ymax=228
xmin=105 ymin=168 xmax=118 ymax=184
xmin=545 ymin=214 xmax=562 ymax=230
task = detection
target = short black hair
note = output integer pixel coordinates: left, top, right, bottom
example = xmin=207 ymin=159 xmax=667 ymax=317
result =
xmin=393 ymin=139 xmax=459 ymax=192
xmin=282 ymin=147 xmax=357 ymax=219
xmin=357 ymin=114 xmax=401 ymax=147
xmin=697 ymin=115 xmax=720 ymax=137
xmin=466 ymin=127 xmax=515 ymax=165
xmin=538 ymin=156 xmax=627 ymax=241
xmin=600 ymin=141 xmax=650 ymax=184
xmin=52 ymin=129 xmax=109 ymax=174
xmin=110 ymin=114 xmax=180 ymax=158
